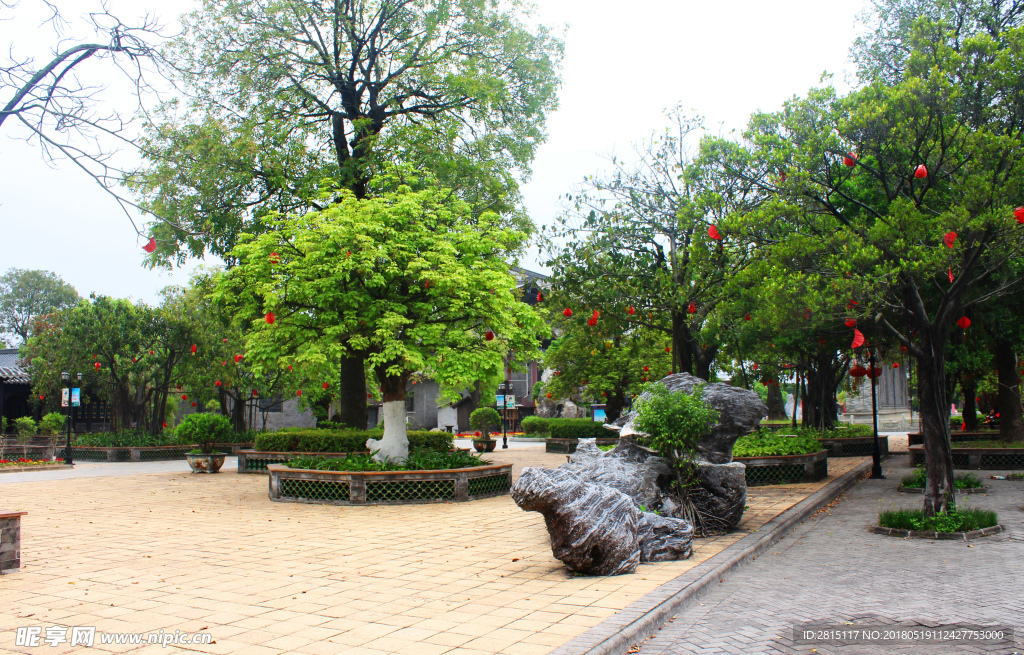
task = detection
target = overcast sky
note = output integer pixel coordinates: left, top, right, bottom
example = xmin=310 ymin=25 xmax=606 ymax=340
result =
xmin=0 ymin=0 xmax=870 ymax=306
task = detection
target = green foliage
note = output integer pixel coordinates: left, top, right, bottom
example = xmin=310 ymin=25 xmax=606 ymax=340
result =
xmin=469 ymin=408 xmax=502 ymax=437
xmin=900 ymin=468 xmax=983 ymax=489
xmin=1 ymin=417 xmax=7 ymax=434
xmin=13 ymin=417 xmax=36 ymax=439
xmin=520 ymin=416 xmax=554 ymax=435
xmin=38 ymin=412 xmax=65 ymax=437
xmin=548 ymin=419 xmax=611 ymax=440
xmin=633 ymin=384 xmax=719 ymax=469
xmin=0 ymin=267 xmax=79 ymax=344
xmin=733 ymin=433 xmax=823 ymax=457
xmin=950 ymin=440 xmax=1024 ymax=448
xmin=74 ymin=430 xmax=184 ymax=447
xmin=175 ymin=413 xmax=233 ymax=453
xmin=253 ymin=430 xmax=451 ymax=454
xmin=286 ymin=448 xmax=485 ymax=472
xmin=877 ymin=507 xmax=999 ymax=532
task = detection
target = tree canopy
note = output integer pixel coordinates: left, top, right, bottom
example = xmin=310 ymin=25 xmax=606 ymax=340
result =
xmin=0 ymin=268 xmax=80 ymax=345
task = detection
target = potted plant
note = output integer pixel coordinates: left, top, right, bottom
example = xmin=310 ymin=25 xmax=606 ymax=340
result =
xmin=178 ymin=413 xmax=233 ymax=473
xmin=469 ymin=407 xmax=501 ymax=453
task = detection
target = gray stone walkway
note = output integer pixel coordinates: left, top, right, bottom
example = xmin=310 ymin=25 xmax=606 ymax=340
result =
xmin=638 ymin=462 xmax=1024 ymax=655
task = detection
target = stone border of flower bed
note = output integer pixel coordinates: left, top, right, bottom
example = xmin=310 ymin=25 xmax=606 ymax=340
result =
xmin=267 ymin=461 xmax=513 ymax=505
xmin=237 ymin=450 xmax=362 ymax=474
xmin=0 ymin=463 xmax=73 ymax=474
xmin=545 ymin=437 xmax=620 ymax=454
xmin=67 ymin=443 xmax=253 ymax=462
xmin=908 ymin=444 xmax=1024 ymax=469
xmin=870 ymin=524 xmax=1004 ymax=540
xmin=896 ymin=485 xmax=987 ymax=494
xmin=908 ymin=431 xmax=999 ymax=446
xmin=733 ymin=449 xmax=829 ymax=486
xmin=0 ymin=510 xmax=27 ymax=573
xmin=818 ymin=435 xmax=888 ymax=458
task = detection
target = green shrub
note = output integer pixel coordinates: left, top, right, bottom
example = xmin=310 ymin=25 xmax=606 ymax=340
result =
xmin=733 ymin=433 xmax=822 ymax=457
xmin=548 ymin=418 xmax=610 ymax=440
xmin=74 ymin=430 xmax=184 ymax=447
xmin=286 ymin=448 xmax=484 ymax=471
xmin=175 ymin=413 xmax=233 ymax=453
xmin=520 ymin=416 xmax=554 ymax=435
xmin=470 ymin=407 xmax=502 ymax=438
xmin=13 ymin=417 xmax=37 ymax=439
xmin=877 ymin=507 xmax=998 ymax=532
xmin=1 ymin=416 xmax=7 ymax=434
xmin=899 ymin=468 xmax=983 ymax=489
xmin=254 ymin=429 xmax=452 ymax=453
xmin=38 ymin=412 xmax=66 ymax=437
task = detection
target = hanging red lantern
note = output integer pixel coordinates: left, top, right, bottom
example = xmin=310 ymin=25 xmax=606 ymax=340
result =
xmin=142 ymin=237 xmax=157 ymax=253
xmin=665 ymin=346 xmax=671 ymax=353
xmin=708 ymin=225 xmax=722 ymax=240
xmin=190 ymin=344 xmax=197 ymax=355
xmin=851 ymin=329 xmax=865 ymax=348
xmin=252 ymin=390 xmax=258 ymax=397
xmin=181 ymin=394 xmax=187 ymax=400
xmin=957 ymin=316 xmax=971 ymax=329
xmin=287 ymin=365 xmax=293 ymax=371
xmin=587 ymin=316 xmax=597 ymax=326
xmin=222 ymin=360 xmax=228 ymax=366
xmin=149 ymin=350 xmax=154 ymax=355
xmin=914 ymin=164 xmax=928 ymax=178
xmin=643 ymin=366 xmax=649 ymax=372
xmin=563 ymin=308 xmax=572 ymax=317
xmin=849 ymin=365 xmax=867 ymax=377
xmin=133 ymin=358 xmax=137 ymax=363
xmin=484 ymin=330 xmax=495 ymax=341
xmin=779 ymin=172 xmax=787 ymax=182
xmin=94 ymin=362 xmax=101 ymax=370
xmin=901 ymin=345 xmax=907 ymax=352
xmin=296 ymin=390 xmax=302 ymax=397
xmin=39 ymin=394 xmax=44 ymax=401
xmin=602 ymin=391 xmax=608 ymax=397
xmin=222 ymin=338 xmax=228 ymax=343
xmin=265 ymin=312 xmax=276 ymax=324
xmin=845 ymin=319 xmax=856 ymax=328
xmin=752 ymin=363 xmax=759 ymax=370
xmin=423 ymin=280 xmax=431 ymax=289
xmin=688 ymin=301 xmax=696 ymax=314
xmin=803 ymin=308 xmax=811 ymax=320
xmin=944 ymin=231 xmax=957 ymax=248
xmin=234 ymin=354 xmax=243 ymax=363
xmin=546 ymin=393 xmax=552 ymax=398
xmin=948 ymin=268 xmax=954 ymax=283
xmin=744 ymin=313 xmax=752 ymax=321
xmin=628 ymin=305 xmax=635 ymax=315
xmin=867 ymin=366 xmax=883 ymax=379
xmin=536 ymin=290 xmax=543 ymax=302
xmin=1015 ymin=207 xmax=1024 ymax=224
xmin=555 ymin=371 xmax=561 ymax=376
xmin=818 ymin=338 xmax=826 ymax=344
xmin=215 ymin=380 xmax=221 ymax=387
xmin=592 ymin=309 xmax=600 ymax=319
xmin=322 ymin=382 xmax=329 ymax=389
xmin=191 ymin=402 xmax=197 ymax=408
xmin=843 ymin=153 xmax=857 ymax=167
xmin=269 ymin=251 xmax=280 ymax=263
xmin=892 ymin=362 xmax=900 ymax=368
xmin=162 ymin=422 xmax=168 ymax=428
xmin=642 ymin=376 xmax=648 ymax=381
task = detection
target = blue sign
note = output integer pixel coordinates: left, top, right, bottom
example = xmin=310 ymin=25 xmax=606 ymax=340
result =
xmin=71 ymin=388 xmax=81 ymax=407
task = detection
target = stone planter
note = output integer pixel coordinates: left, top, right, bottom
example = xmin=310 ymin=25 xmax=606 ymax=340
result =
xmin=819 ymin=435 xmax=888 ymax=458
xmin=545 ymin=437 xmax=619 ymax=454
xmin=237 ymin=450 xmax=360 ymax=474
xmin=871 ymin=524 xmax=1003 ymax=540
xmin=908 ymin=431 xmax=998 ymax=446
xmin=733 ymin=450 xmax=829 ymax=486
xmin=909 ymin=444 xmax=1024 ymax=469
xmin=186 ymin=452 xmax=226 ymax=473
xmin=1 ymin=510 xmax=27 ymax=573
xmin=472 ymin=439 xmax=497 ymax=453
xmin=267 ymin=461 xmax=513 ymax=505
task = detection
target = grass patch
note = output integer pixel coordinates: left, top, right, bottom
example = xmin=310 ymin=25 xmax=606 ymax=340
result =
xmin=286 ymin=448 xmax=486 ymax=472
xmin=877 ymin=507 xmax=999 ymax=532
xmin=1004 ymin=473 xmax=1024 ymax=481
xmin=733 ymin=432 xmax=822 ymax=457
xmin=950 ymin=440 xmax=1024 ymax=449
xmin=899 ymin=468 xmax=983 ymax=489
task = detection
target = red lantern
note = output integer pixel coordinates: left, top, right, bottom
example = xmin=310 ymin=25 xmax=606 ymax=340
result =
xmin=867 ymin=366 xmax=883 ymax=379
xmin=944 ymin=231 xmax=956 ymax=248
xmin=536 ymin=291 xmax=543 ymax=302
xmin=642 ymin=376 xmax=648 ymax=381
xmin=555 ymin=371 xmax=561 ymax=376
xmin=142 ymin=237 xmax=156 ymax=253
xmin=222 ymin=361 xmax=227 ymax=366
xmin=162 ymin=422 xmax=168 ymax=428
xmin=592 ymin=309 xmax=600 ymax=318
xmin=849 ymin=365 xmax=867 ymax=377
xmin=643 ymin=366 xmax=649 ymax=372
xmin=94 ymin=362 xmax=101 ymax=370
xmin=190 ymin=344 xmax=197 ymax=355
xmin=265 ymin=312 xmax=276 ymax=324
xmin=752 ymin=363 xmax=759 ymax=370
xmin=563 ymin=308 xmax=572 ymax=317
xmin=843 ymin=153 xmax=857 ymax=167
xmin=688 ymin=301 xmax=696 ymax=314
xmin=39 ymin=395 xmax=44 ymax=401
xmin=269 ymin=251 xmax=280 ymax=263
xmin=133 ymin=358 xmax=137 ymax=363
xmin=665 ymin=347 xmax=671 ymax=353
xmin=1015 ymin=207 xmax=1024 ymax=224
xmin=149 ymin=350 xmax=154 ymax=355
xmin=322 ymin=382 xmax=329 ymax=389
xmin=215 ymin=380 xmax=221 ymax=387
xmin=222 ymin=338 xmax=228 ymax=343
xmin=948 ymin=268 xmax=954 ymax=283
xmin=914 ymin=164 xmax=928 ymax=178
xmin=252 ymin=390 xmax=258 ymax=397
xmin=901 ymin=345 xmax=907 ymax=352
xmin=845 ymin=319 xmax=856 ymax=328
xmin=546 ymin=393 xmax=552 ymax=398
xmin=484 ymin=330 xmax=495 ymax=341
xmin=708 ymin=225 xmax=722 ymax=240
xmin=744 ymin=313 xmax=751 ymax=321
xmin=191 ymin=402 xmax=197 ymax=408
xmin=851 ymin=329 xmax=865 ymax=348
xmin=287 ymin=365 xmax=293 ymax=371
xmin=957 ymin=316 xmax=971 ymax=329
xmin=819 ymin=338 xmax=826 ymax=344
xmin=296 ymin=390 xmax=302 ymax=397
xmin=587 ymin=316 xmax=597 ymax=326
xmin=424 ymin=280 xmax=431 ymax=289
xmin=234 ymin=354 xmax=243 ymax=363
xmin=892 ymin=362 xmax=900 ymax=368
xmin=181 ymin=394 xmax=187 ymax=400
xmin=628 ymin=306 xmax=635 ymax=315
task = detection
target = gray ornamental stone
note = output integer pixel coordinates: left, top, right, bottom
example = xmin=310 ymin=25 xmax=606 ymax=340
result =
xmin=610 ymin=372 xmax=767 ymax=464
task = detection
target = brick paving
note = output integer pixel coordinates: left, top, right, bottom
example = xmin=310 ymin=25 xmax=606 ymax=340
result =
xmin=637 ymin=461 xmax=1024 ymax=655
xmin=0 ymin=448 xmax=865 ymax=655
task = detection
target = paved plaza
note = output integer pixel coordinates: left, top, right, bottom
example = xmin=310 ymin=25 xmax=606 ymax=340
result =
xmin=0 ymin=445 xmax=866 ymax=654
xmin=636 ymin=461 xmax=1024 ymax=655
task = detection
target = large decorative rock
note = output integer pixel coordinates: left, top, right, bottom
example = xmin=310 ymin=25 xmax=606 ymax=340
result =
xmin=611 ymin=373 xmax=767 ymax=464
xmin=512 ymin=465 xmax=694 ymax=575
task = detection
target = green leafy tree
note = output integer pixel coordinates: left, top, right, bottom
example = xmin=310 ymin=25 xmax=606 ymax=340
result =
xmin=216 ymin=169 xmax=548 ymax=462
xmin=0 ymin=269 xmax=79 ymax=344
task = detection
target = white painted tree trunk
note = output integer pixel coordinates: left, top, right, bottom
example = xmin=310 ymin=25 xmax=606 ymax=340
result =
xmin=366 ymin=400 xmax=409 ymax=463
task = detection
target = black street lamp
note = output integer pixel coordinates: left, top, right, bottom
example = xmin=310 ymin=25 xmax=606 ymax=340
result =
xmin=866 ymin=345 xmax=884 ymax=479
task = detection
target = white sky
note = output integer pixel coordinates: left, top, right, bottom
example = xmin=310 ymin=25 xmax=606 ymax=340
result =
xmin=0 ymin=0 xmax=869 ymax=305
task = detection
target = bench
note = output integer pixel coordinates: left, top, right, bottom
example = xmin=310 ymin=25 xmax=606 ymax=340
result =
xmin=0 ymin=510 xmax=27 ymax=573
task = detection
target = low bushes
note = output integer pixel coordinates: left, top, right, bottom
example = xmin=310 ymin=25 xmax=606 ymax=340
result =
xmin=13 ymin=417 xmax=36 ymax=439
xmin=900 ymin=468 xmax=983 ymax=489
xmin=733 ymin=432 xmax=822 ymax=457
xmin=877 ymin=507 xmax=998 ymax=532
xmin=38 ymin=413 xmax=65 ymax=436
xmin=253 ymin=429 xmax=453 ymax=453
xmin=177 ymin=414 xmax=233 ymax=453
xmin=74 ymin=430 xmax=184 ymax=447
xmin=520 ymin=416 xmax=549 ymax=435
xmin=950 ymin=439 xmax=1024 ymax=448
xmin=287 ymin=448 xmax=484 ymax=471
xmin=548 ymin=418 xmax=611 ymax=440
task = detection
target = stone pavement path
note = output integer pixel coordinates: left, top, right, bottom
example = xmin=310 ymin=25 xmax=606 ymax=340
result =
xmin=637 ymin=463 xmax=1024 ymax=655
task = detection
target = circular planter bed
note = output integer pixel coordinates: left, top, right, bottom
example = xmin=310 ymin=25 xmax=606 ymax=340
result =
xmin=909 ymin=431 xmax=998 ymax=446
xmin=908 ymin=444 xmax=1024 ymax=469
xmin=871 ymin=524 xmax=1004 ymax=540
xmin=186 ymin=452 xmax=227 ymax=473
xmin=545 ymin=437 xmax=619 ymax=454
xmin=237 ymin=450 xmax=362 ymax=473
xmin=267 ymin=461 xmax=513 ymax=505
xmin=0 ymin=459 xmax=73 ymax=473
xmin=733 ymin=450 xmax=829 ymax=486
xmin=819 ymin=435 xmax=889 ymax=458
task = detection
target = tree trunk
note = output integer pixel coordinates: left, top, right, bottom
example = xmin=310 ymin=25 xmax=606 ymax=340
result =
xmin=369 ymin=365 xmax=410 ymax=462
xmin=336 ymin=352 xmax=368 ymax=429
xmin=766 ymin=380 xmax=787 ymax=420
xmin=995 ymin=338 xmax=1024 ymax=443
xmin=229 ymin=392 xmax=246 ymax=432
xmin=960 ymin=375 xmax=978 ymax=431
xmin=915 ymin=339 xmax=955 ymax=516
xmin=605 ymin=390 xmax=626 ymax=422
xmin=791 ymin=373 xmax=801 ymax=428
xmin=673 ymin=311 xmax=688 ymax=375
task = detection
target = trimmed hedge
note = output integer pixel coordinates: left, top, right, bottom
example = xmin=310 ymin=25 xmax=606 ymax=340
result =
xmin=520 ymin=416 xmax=554 ymax=435
xmin=548 ymin=418 xmax=610 ymax=440
xmin=253 ymin=429 xmax=453 ymax=453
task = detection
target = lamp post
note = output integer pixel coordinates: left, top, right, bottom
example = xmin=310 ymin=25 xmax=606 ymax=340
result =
xmin=61 ymin=371 xmax=74 ymax=466
xmin=866 ymin=345 xmax=884 ymax=479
